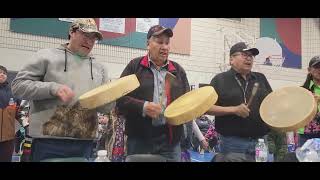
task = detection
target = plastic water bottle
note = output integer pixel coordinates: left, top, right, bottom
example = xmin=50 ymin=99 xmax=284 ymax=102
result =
xmin=9 ymin=98 xmax=15 ymax=107
xmin=95 ymin=150 xmax=110 ymax=162
xmin=21 ymin=139 xmax=32 ymax=162
xmin=286 ymin=131 xmax=296 ymax=153
xmin=267 ymin=153 xmax=274 ymax=162
xmin=296 ymin=138 xmax=320 ymax=162
xmin=255 ymin=138 xmax=268 ymax=162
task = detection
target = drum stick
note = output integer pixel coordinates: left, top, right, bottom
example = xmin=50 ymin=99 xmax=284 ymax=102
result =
xmin=162 ymin=72 xmax=176 ymax=102
xmin=247 ymin=82 xmax=259 ymax=107
xmin=166 ymin=71 xmax=176 ymax=79
xmin=160 ymin=72 xmax=176 ymax=107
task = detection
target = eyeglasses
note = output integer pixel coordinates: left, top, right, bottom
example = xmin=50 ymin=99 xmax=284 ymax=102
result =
xmin=77 ymin=30 xmax=98 ymax=41
xmin=232 ymin=52 xmax=254 ymax=58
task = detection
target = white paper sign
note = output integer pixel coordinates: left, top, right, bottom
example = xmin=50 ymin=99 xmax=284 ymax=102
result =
xmin=136 ymin=18 xmax=159 ymax=33
xmin=99 ymin=18 xmax=125 ymax=34
xmin=59 ymin=18 xmax=78 ymax=23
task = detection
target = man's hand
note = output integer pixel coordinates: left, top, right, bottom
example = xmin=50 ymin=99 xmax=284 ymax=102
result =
xmin=200 ymin=139 xmax=209 ymax=150
xmin=232 ymin=103 xmax=250 ymax=118
xmin=144 ymin=102 xmax=162 ymax=119
xmin=98 ymin=115 xmax=109 ymax=125
xmin=56 ymin=85 xmax=75 ymax=103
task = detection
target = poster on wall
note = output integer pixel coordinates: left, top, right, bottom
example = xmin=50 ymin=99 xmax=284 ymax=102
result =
xmin=9 ymin=18 xmax=191 ymax=55
xmin=256 ymin=18 xmax=301 ymax=69
xmin=99 ymin=18 xmax=125 ymax=34
xmin=255 ymin=37 xmax=284 ymax=67
xmin=136 ymin=18 xmax=159 ymax=33
xmin=58 ymin=18 xmax=77 ymax=23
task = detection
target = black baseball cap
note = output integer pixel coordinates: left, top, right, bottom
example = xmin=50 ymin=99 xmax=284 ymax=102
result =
xmin=309 ymin=55 xmax=320 ymax=67
xmin=230 ymin=42 xmax=259 ymax=56
xmin=147 ymin=25 xmax=173 ymax=40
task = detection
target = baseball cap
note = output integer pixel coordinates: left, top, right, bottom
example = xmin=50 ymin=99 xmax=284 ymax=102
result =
xmin=70 ymin=18 xmax=103 ymax=40
xmin=230 ymin=42 xmax=259 ymax=56
xmin=309 ymin=55 xmax=320 ymax=67
xmin=147 ymin=25 xmax=173 ymax=40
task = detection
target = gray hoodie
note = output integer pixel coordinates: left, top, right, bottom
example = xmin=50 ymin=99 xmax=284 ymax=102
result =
xmin=11 ymin=44 xmax=114 ymax=139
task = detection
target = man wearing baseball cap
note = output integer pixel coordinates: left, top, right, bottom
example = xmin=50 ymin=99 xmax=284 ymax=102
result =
xmin=207 ymin=42 xmax=273 ymax=161
xmin=12 ymin=18 xmax=114 ymax=161
xmin=298 ymin=55 xmax=320 ymax=147
xmin=308 ymin=55 xmax=320 ymax=68
xmin=117 ymin=25 xmax=190 ymax=162
xmin=68 ymin=18 xmax=103 ymax=56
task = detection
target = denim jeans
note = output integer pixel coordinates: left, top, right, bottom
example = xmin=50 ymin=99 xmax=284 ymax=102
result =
xmin=217 ymin=135 xmax=267 ymax=162
xmin=127 ymin=134 xmax=181 ymax=162
xmin=220 ymin=136 xmax=260 ymax=154
xmin=31 ymin=138 xmax=94 ymax=162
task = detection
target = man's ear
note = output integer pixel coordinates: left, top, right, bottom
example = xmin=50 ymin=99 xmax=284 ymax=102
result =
xmin=68 ymin=30 xmax=74 ymax=39
xmin=69 ymin=28 xmax=77 ymax=37
xmin=146 ymin=40 xmax=150 ymax=50
xmin=308 ymin=67 xmax=311 ymax=73
xmin=229 ymin=57 xmax=233 ymax=65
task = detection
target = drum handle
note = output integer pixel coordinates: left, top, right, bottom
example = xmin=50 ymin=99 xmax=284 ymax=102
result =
xmin=247 ymin=83 xmax=259 ymax=107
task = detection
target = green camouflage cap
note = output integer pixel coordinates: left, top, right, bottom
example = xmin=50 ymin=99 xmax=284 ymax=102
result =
xmin=71 ymin=18 xmax=103 ymax=40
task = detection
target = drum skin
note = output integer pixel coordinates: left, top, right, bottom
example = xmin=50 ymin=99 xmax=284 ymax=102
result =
xmin=78 ymin=74 xmax=140 ymax=109
xmin=260 ymin=86 xmax=317 ymax=132
xmin=164 ymin=86 xmax=218 ymax=126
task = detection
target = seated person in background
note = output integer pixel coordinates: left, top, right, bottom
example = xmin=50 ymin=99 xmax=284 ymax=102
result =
xmin=181 ymin=120 xmax=209 ymax=162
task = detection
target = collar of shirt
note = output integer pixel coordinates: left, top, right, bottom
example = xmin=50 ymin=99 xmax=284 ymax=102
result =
xmin=61 ymin=43 xmax=94 ymax=59
xmin=309 ymin=80 xmax=320 ymax=90
xmin=148 ymin=55 xmax=169 ymax=71
xmin=230 ymin=68 xmax=257 ymax=81
xmin=309 ymin=80 xmax=320 ymax=106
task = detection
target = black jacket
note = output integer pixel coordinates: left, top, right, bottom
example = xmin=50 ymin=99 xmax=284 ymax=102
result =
xmin=116 ymin=55 xmax=190 ymax=144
